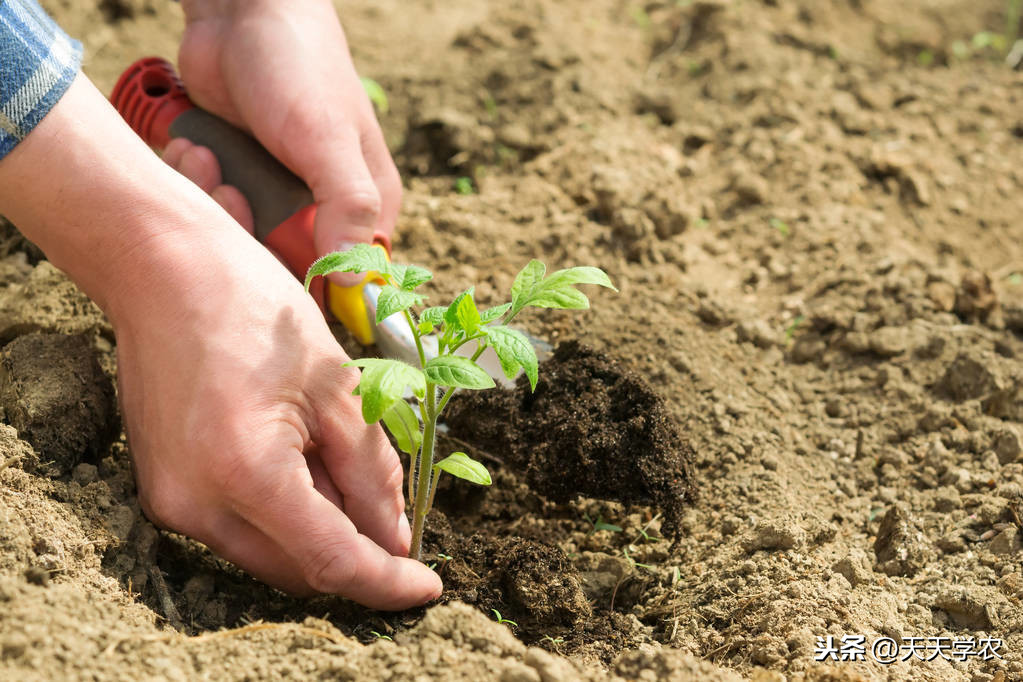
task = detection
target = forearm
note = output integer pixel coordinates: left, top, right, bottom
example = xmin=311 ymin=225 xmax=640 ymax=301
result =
xmin=0 ymin=73 xmax=241 ymax=325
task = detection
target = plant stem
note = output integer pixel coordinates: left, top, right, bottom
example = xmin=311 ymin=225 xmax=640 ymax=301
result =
xmin=408 ymin=446 xmax=419 ymax=508
xmin=408 ymin=383 xmax=437 ymax=560
xmin=425 ymin=466 xmax=440 ymax=514
xmin=402 ymin=309 xmax=430 ymax=554
xmin=403 ymin=310 xmax=428 ymax=367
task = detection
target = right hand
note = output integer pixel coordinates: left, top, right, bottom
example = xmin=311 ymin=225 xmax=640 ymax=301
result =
xmin=115 ymin=214 xmax=442 ymax=609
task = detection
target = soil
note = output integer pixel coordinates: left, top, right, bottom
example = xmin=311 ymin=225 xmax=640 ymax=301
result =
xmin=2 ymin=0 xmax=1023 ymax=680
xmin=444 ymin=340 xmax=696 ymax=537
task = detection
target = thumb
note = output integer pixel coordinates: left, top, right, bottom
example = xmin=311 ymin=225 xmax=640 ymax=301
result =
xmin=305 ymin=128 xmax=383 ymax=286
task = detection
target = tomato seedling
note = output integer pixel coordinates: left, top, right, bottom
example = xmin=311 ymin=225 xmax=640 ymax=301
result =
xmin=306 ymin=245 xmax=616 ymax=560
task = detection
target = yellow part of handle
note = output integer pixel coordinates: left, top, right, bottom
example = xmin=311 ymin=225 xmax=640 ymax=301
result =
xmin=325 ymin=244 xmax=390 ymax=346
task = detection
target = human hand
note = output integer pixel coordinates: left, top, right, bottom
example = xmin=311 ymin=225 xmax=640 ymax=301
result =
xmin=170 ymin=0 xmax=401 ymax=275
xmin=115 ymin=216 xmax=442 ymax=609
xmin=0 ymin=74 xmax=440 ymax=610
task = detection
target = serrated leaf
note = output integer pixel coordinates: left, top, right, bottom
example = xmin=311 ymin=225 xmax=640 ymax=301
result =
xmin=376 ymin=285 xmax=423 ymax=323
xmin=433 ymin=451 xmax=491 ymax=486
xmin=480 ymin=303 xmax=512 ymax=324
xmin=453 ymin=290 xmax=481 ymax=335
xmin=510 ymin=260 xmax=546 ymax=314
xmin=381 ymin=400 xmax=421 ymax=456
xmin=304 ymin=244 xmax=388 ymax=291
xmin=343 ymin=358 xmax=427 ymax=423
xmin=420 ymin=307 xmax=446 ymax=326
xmin=512 ymin=264 xmax=616 ymax=313
xmin=424 ymin=355 xmax=495 ymax=389
xmin=394 ymin=263 xmax=431 ymax=290
xmin=485 ymin=325 xmax=539 ymax=390
xmin=444 ymin=288 xmax=475 ymax=331
xmin=388 ymin=263 xmax=433 ymax=291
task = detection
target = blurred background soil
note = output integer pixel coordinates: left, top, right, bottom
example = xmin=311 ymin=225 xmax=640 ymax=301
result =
xmin=1 ymin=1 xmax=1022 ymax=680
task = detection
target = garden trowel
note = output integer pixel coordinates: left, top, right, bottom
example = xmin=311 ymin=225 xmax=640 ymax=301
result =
xmin=111 ymin=57 xmax=541 ymax=386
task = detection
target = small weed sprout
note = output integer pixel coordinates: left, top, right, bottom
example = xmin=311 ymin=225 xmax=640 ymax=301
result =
xmin=370 ymin=631 xmax=392 ymax=641
xmin=359 ymin=77 xmax=389 ymax=114
xmin=584 ymin=513 xmax=623 ymax=535
xmin=631 ymin=513 xmax=662 ymax=544
xmin=492 ymin=609 xmax=518 ymax=628
xmin=784 ymin=315 xmax=806 ymax=344
xmin=306 ymin=246 xmax=616 ymax=560
xmin=769 ymin=217 xmax=791 ymax=237
xmin=453 ymin=176 xmax=475 ymax=195
xmin=623 ymin=547 xmax=656 ymax=572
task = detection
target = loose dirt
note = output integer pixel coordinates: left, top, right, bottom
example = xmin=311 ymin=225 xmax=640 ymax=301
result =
xmin=2 ymin=0 xmax=1022 ymax=680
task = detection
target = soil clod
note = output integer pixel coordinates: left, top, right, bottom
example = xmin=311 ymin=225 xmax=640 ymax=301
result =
xmin=445 ymin=341 xmax=696 ymax=536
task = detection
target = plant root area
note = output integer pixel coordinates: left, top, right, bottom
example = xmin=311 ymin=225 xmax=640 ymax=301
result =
xmin=2 ymin=0 xmax=1023 ymax=680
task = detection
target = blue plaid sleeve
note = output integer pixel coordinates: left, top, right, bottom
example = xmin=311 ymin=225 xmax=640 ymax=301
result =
xmin=0 ymin=0 xmax=82 ymax=159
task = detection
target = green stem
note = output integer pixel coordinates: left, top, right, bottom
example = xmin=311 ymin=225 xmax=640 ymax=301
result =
xmin=425 ymin=466 xmax=440 ymax=514
xmin=403 ymin=310 xmax=428 ymax=367
xmin=408 ymin=383 xmax=437 ymax=561
xmin=408 ymin=444 xmax=420 ymax=508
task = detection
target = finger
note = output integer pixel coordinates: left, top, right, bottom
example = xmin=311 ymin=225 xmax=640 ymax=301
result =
xmin=311 ymin=367 xmax=411 ymax=556
xmin=210 ymin=185 xmax=255 ymax=234
xmin=279 ymin=125 xmax=380 ymax=287
xmin=162 ymin=137 xmax=192 ymax=170
xmin=203 ymin=512 xmax=315 ymax=596
xmin=304 ymin=446 xmax=344 ymax=510
xmin=236 ymin=452 xmax=441 ymax=609
xmin=177 ymin=144 xmax=223 ymax=194
xmin=357 ymin=124 xmax=402 ymax=246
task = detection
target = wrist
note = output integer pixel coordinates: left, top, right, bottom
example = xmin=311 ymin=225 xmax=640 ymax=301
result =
xmin=0 ymin=73 xmax=242 ymax=327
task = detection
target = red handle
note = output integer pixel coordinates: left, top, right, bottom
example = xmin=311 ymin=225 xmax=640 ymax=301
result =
xmin=111 ymin=57 xmax=194 ymax=150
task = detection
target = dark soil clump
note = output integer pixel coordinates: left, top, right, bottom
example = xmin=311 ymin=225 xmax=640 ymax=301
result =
xmin=444 ymin=341 xmax=696 ymax=536
xmin=428 ymin=519 xmax=591 ymax=628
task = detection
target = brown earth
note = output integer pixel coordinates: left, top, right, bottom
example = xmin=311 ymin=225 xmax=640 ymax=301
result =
xmin=2 ymin=0 xmax=1023 ymax=680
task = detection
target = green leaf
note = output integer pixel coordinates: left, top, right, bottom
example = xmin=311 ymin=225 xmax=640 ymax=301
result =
xmin=360 ymin=76 xmax=389 ymax=114
xmin=433 ymin=451 xmax=491 ymax=485
xmin=444 ymin=288 xmax=476 ymax=331
xmin=388 ymin=263 xmax=433 ymax=291
xmin=376 ymin=285 xmax=423 ymax=323
xmin=485 ymin=325 xmax=539 ymax=390
xmin=424 ymin=355 xmax=495 ymax=389
xmin=510 ymin=260 xmax=546 ymax=313
xmin=304 ymin=244 xmax=388 ymax=291
xmin=418 ymin=320 xmax=435 ymax=335
xmin=381 ymin=400 xmax=421 ymax=456
xmin=449 ymin=289 xmax=481 ymax=336
xmin=480 ymin=303 xmax=512 ymax=324
xmin=343 ymin=358 xmax=427 ymax=422
xmin=520 ymin=286 xmax=590 ymax=310
xmin=420 ymin=307 xmax=446 ymax=326
xmin=542 ymin=266 xmax=617 ymax=292
xmin=510 ymin=264 xmax=616 ymax=314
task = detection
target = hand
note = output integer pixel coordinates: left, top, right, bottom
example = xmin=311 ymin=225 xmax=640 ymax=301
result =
xmin=116 ymin=221 xmax=442 ymax=609
xmin=0 ymin=74 xmax=441 ymax=610
xmin=171 ymin=0 xmax=401 ymax=275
